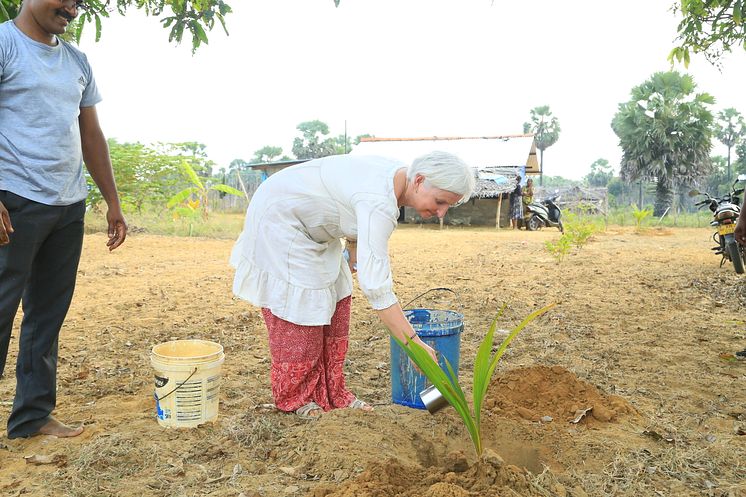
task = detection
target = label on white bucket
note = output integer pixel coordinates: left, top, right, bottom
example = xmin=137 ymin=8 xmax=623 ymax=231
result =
xmin=155 ymin=393 xmax=172 ymax=421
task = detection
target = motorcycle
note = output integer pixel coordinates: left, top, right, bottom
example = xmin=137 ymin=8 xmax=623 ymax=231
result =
xmin=691 ymin=174 xmax=746 ymax=274
xmin=524 ymin=193 xmax=564 ymax=233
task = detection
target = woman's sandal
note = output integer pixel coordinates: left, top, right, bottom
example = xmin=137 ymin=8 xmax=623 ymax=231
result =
xmin=348 ymin=398 xmax=374 ymax=412
xmin=295 ymin=401 xmax=323 ymax=420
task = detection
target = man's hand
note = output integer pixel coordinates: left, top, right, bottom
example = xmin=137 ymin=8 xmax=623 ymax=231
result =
xmin=0 ymin=201 xmax=13 ymax=246
xmin=106 ymin=206 xmax=127 ymax=251
xmin=736 ymin=218 xmax=746 ymax=246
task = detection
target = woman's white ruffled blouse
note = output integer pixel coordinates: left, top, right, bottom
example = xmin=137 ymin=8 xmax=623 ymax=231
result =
xmin=230 ymin=155 xmax=403 ymax=326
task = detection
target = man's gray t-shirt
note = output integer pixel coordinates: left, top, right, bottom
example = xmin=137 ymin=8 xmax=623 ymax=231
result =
xmin=0 ymin=20 xmax=102 ymax=206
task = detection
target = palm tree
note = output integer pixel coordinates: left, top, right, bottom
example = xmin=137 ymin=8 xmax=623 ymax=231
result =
xmin=714 ymin=108 xmax=745 ymax=182
xmin=524 ymin=106 xmax=560 ymax=186
xmin=612 ymin=71 xmax=714 ymax=216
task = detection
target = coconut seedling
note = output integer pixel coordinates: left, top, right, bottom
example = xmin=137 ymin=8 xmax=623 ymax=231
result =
xmin=393 ymin=303 xmax=555 ymax=457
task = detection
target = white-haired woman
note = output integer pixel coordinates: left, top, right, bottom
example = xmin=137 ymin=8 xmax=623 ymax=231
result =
xmin=230 ymin=151 xmax=475 ymax=419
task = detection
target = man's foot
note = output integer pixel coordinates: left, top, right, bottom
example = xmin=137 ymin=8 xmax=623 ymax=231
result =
xmin=37 ymin=417 xmax=84 ymax=438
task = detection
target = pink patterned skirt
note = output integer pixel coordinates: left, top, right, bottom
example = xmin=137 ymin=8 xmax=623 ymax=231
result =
xmin=261 ymin=296 xmax=356 ymax=412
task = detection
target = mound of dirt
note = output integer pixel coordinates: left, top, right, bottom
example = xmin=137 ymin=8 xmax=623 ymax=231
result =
xmin=484 ymin=365 xmax=636 ymax=425
xmin=308 ymin=449 xmax=550 ymax=497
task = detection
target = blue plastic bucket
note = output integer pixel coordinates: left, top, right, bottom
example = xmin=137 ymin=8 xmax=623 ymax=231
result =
xmin=390 ymin=308 xmax=463 ymax=409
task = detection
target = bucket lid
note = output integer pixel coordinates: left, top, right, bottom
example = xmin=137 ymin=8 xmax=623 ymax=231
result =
xmin=151 ymin=339 xmax=224 ymax=362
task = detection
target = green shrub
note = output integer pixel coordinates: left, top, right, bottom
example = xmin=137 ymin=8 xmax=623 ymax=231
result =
xmin=545 ymin=234 xmax=572 ymax=263
xmin=631 ymin=203 xmax=653 ymax=231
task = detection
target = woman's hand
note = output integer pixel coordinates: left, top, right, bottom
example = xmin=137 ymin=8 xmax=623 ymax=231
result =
xmin=410 ymin=336 xmax=438 ymax=363
xmin=345 ymin=239 xmax=357 ymax=273
xmin=406 ymin=336 xmax=438 ymax=374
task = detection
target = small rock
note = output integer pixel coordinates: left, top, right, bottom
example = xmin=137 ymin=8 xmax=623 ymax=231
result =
xmin=591 ymin=403 xmax=613 ymax=422
xmin=570 ymin=486 xmax=589 ymax=497
xmin=427 ymin=482 xmax=470 ymax=497
xmin=480 ymin=448 xmax=504 ymax=469
xmin=279 ymin=466 xmax=296 ymax=477
xmin=553 ymin=483 xmax=567 ymax=497
xmin=646 ymin=466 xmax=657 ymax=474
xmin=284 ymin=485 xmax=300 ymax=494
xmin=516 ymin=406 xmax=537 ymax=421
xmin=443 ymin=450 xmax=469 ymax=473
xmin=705 ymin=434 xmax=717 ymax=443
xmin=541 ymin=415 xmax=553 ymax=423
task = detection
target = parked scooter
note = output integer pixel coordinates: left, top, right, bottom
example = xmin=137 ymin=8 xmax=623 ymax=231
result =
xmin=525 ymin=193 xmax=564 ymax=233
xmin=691 ymin=174 xmax=746 ymax=274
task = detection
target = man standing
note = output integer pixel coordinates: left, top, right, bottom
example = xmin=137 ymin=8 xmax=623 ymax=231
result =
xmin=0 ymin=0 xmax=127 ymax=438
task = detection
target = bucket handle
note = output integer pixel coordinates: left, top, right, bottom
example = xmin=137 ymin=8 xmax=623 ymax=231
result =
xmin=154 ymin=367 xmax=198 ymax=402
xmin=402 ymin=287 xmax=460 ymax=311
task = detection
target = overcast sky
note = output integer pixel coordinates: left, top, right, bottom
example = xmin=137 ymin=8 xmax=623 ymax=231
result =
xmin=78 ymin=0 xmax=746 ymax=180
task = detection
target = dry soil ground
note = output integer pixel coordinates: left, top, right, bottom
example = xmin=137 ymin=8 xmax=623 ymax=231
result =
xmin=1 ymin=225 xmax=745 ymax=497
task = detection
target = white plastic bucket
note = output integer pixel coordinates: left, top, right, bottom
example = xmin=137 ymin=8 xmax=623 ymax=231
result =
xmin=150 ymin=339 xmax=225 ymax=428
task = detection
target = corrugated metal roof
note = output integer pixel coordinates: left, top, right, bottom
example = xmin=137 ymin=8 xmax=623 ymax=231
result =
xmin=353 ymin=135 xmax=540 ymax=173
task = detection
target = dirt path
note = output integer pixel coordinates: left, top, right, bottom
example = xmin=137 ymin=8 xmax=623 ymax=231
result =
xmin=1 ymin=226 xmax=744 ymax=497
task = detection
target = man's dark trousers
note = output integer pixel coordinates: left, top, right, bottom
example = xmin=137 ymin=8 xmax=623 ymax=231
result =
xmin=0 ymin=190 xmax=85 ymax=438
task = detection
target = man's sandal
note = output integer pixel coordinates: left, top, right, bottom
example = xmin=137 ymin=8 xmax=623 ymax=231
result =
xmin=295 ymin=401 xmax=323 ymax=420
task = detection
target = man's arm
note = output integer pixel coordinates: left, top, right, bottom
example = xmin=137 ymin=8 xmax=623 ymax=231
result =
xmin=79 ymin=106 xmax=127 ymax=251
xmin=736 ymin=195 xmax=746 ymax=246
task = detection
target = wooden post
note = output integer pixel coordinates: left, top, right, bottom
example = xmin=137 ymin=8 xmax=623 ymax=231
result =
xmin=495 ymin=195 xmax=502 ymax=228
xmin=439 ymin=217 xmax=444 ymax=230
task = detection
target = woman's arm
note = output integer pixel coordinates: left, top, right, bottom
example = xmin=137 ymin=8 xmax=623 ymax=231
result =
xmin=375 ymin=303 xmax=438 ymax=363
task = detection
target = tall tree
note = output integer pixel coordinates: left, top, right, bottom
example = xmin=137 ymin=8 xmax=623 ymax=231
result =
xmin=670 ymin=0 xmax=746 ymax=65
xmin=714 ymin=108 xmax=745 ymax=182
xmin=735 ymin=140 xmax=746 ymax=175
xmin=523 ymin=106 xmax=561 ymax=186
xmin=611 ymin=71 xmax=714 ymax=216
xmin=161 ymin=141 xmax=215 ymax=177
xmin=0 ymin=0 xmax=232 ymax=52
xmin=331 ymin=133 xmax=373 ymax=155
xmin=584 ymin=159 xmax=614 ymax=188
xmin=292 ymin=120 xmax=335 ymax=160
xmin=252 ymin=146 xmax=283 ymax=163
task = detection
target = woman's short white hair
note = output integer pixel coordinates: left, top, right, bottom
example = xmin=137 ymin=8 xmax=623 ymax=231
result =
xmin=407 ymin=151 xmax=476 ymax=205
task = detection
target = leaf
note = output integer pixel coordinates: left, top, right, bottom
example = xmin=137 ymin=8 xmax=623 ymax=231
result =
xmin=192 ymin=21 xmax=209 ymax=44
xmin=95 ymin=13 xmax=102 ymax=43
xmin=167 ymin=187 xmax=199 ymax=209
xmin=180 ymin=161 xmax=204 ymax=190
xmin=473 ymin=311 xmax=501 ymax=429
xmin=210 ymin=184 xmax=244 ymax=197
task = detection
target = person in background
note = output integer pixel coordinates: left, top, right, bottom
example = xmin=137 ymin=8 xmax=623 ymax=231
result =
xmin=510 ymin=175 xmax=523 ymax=229
xmin=230 ymin=152 xmax=475 ymax=419
xmin=522 ymin=177 xmax=534 ymax=224
xmin=0 ymin=0 xmax=127 ymax=439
